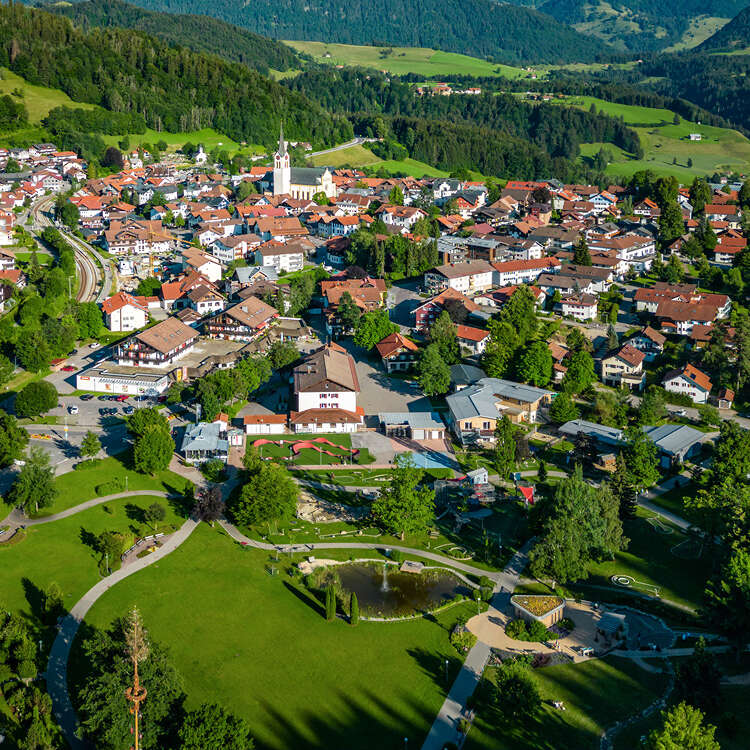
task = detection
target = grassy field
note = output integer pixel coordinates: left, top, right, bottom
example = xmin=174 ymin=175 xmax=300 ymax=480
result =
xmin=69 ymin=524 xmax=474 ymax=750
xmin=5 ymin=452 xmax=190 ymax=517
xmin=285 ymin=41 xmax=528 ymax=78
xmin=0 ymin=495 xmax=185 ymax=622
xmin=309 ymin=143 xmax=382 ymax=168
xmin=554 ymin=95 xmax=750 ymax=179
xmin=100 ymin=128 xmax=265 ymax=156
xmin=467 ymin=657 xmax=669 ymax=750
xmin=376 ymin=158 xmax=450 ymax=178
xmin=664 ymin=16 xmax=732 ymax=52
xmin=0 ymin=67 xmax=95 ymax=123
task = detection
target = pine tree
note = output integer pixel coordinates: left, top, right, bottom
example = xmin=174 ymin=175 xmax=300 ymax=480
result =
xmin=573 ymin=236 xmax=592 ymax=266
xmin=538 ymin=459 xmax=548 ymax=483
xmin=325 ymin=584 xmax=336 ymax=621
xmin=350 ymin=592 xmax=359 ymax=626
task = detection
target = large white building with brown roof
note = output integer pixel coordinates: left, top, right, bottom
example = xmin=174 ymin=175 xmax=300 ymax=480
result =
xmin=601 ymin=345 xmax=646 ymax=391
xmin=101 ymin=291 xmax=149 ymax=332
xmin=662 ymin=364 xmax=712 ymax=404
xmin=116 ymin=316 xmax=197 ymax=366
xmin=424 ymin=260 xmax=494 ymax=295
xmin=254 ymin=241 xmax=304 ymax=273
xmin=104 ymin=219 xmax=173 ymax=256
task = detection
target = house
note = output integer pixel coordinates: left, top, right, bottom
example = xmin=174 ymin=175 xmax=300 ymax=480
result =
xmin=558 ymin=419 xmax=624 ymax=449
xmin=718 ymin=388 xmax=735 ymax=409
xmin=321 ymin=277 xmax=387 ymax=335
xmin=601 ymin=345 xmax=646 ymax=391
xmin=181 ymin=249 xmax=222 ymax=284
xmin=103 ymin=219 xmax=173 ymax=255
xmin=455 ymin=325 xmax=490 ymax=355
xmin=662 ymin=364 xmax=712 ymax=404
xmin=116 ymin=316 xmax=197 ymax=367
xmin=413 ymin=288 xmax=478 ymax=333
xmin=101 ymin=291 xmax=149 ymax=332
xmin=187 ymin=285 xmax=226 ymax=317
xmin=379 ymin=412 xmax=446 ymax=440
xmin=642 ymin=424 xmax=706 ymax=468
xmin=290 ymin=343 xmax=363 ymax=433
xmin=449 ymin=364 xmax=486 ymax=392
xmin=160 ymin=272 xmax=218 ymax=311
xmin=560 ymin=293 xmax=598 ymax=322
xmin=375 ymin=332 xmax=420 ymax=372
xmin=376 ymin=205 xmax=428 ymax=231
xmin=181 ymin=422 xmax=229 ymax=464
xmin=204 ymin=297 xmax=278 ymax=341
xmin=424 ymin=261 xmax=494 ymax=295
xmin=626 ymin=326 xmax=666 ymax=362
xmin=446 ymin=378 xmax=554 ymax=442
xmin=255 ymin=241 xmax=304 ymax=273
xmin=0 ymin=209 xmax=15 ymax=245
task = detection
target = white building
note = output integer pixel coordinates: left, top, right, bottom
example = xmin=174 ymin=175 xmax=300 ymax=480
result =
xmin=76 ymin=364 xmax=169 ymax=396
xmin=662 ymin=364 xmax=712 ymax=404
xmin=424 ymin=260 xmax=494 ymax=295
xmin=101 ymin=292 xmax=149 ymax=332
xmin=560 ymin=293 xmax=598 ymax=321
xmin=490 ymin=257 xmax=561 ymax=287
xmin=255 ymin=243 xmax=304 ymax=273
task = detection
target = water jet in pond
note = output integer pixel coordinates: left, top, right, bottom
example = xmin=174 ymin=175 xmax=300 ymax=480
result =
xmin=338 ymin=563 xmax=469 ymax=617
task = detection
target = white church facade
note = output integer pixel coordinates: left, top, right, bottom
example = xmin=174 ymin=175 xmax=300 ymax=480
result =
xmin=273 ymin=126 xmax=337 ymax=201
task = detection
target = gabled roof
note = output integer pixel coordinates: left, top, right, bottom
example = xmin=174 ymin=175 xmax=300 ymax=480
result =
xmin=293 ymin=343 xmax=360 ymax=394
xmin=133 ymin=316 xmax=196 ymax=354
xmin=102 ymin=291 xmax=148 ymax=315
xmin=455 ymin=324 xmax=490 ymax=342
xmin=375 ymin=332 xmax=419 ymax=359
xmin=663 ymin=364 xmax=712 ymax=392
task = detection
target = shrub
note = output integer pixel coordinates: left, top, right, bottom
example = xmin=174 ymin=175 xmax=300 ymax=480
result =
xmin=450 ymin=629 xmax=477 ymax=653
xmin=559 ymin=617 xmax=575 ymax=631
xmin=95 ymin=477 xmax=125 ymax=496
xmin=526 ymin=620 xmax=550 ymax=641
xmin=17 ymin=659 xmax=37 ymax=680
xmin=505 ymin=618 xmax=552 ymax=642
xmin=390 ymin=549 xmax=403 ymax=563
xmin=458 ymin=718 xmax=471 ymax=736
xmin=200 ymin=458 xmax=226 ymax=482
xmin=505 ymin=619 xmax=527 ymax=640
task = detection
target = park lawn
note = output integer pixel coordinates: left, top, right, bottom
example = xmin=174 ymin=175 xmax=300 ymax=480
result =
xmin=584 ymin=509 xmax=708 ymax=612
xmin=466 ymin=657 xmax=669 ymax=750
xmin=0 ymin=67 xmax=95 ymax=122
xmin=0 ymin=495 xmax=185 ymax=623
xmin=309 ymin=143 xmax=382 ymax=168
xmin=28 ymin=453 xmax=189 ymax=517
xmin=100 ymin=128 xmax=265 ymax=157
xmin=284 ymin=41 xmax=526 ymax=79
xmin=69 ymin=524 xmax=474 ymax=750
xmin=13 ymin=250 xmax=53 ymax=265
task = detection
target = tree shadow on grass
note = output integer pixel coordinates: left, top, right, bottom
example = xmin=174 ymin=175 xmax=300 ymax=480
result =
xmin=124 ymin=503 xmax=145 ymax=525
xmin=282 ymin=580 xmax=325 ymax=618
xmin=407 ymin=646 xmax=463 ymax=691
xmin=79 ymin=527 xmax=100 ymax=558
xmin=21 ymin=577 xmax=46 ymax=626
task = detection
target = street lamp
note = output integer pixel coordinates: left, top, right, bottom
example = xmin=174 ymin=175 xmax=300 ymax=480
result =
xmin=444 ymin=659 xmax=449 ymax=683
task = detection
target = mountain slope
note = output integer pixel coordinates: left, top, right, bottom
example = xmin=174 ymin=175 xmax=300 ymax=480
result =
xmin=698 ymin=5 xmax=750 ymax=51
xmin=538 ymin=0 xmax=743 ymax=52
xmin=0 ymin=3 xmax=350 ymax=148
xmin=48 ymin=0 xmax=300 ymax=74
xmin=122 ymin=0 xmax=613 ymax=64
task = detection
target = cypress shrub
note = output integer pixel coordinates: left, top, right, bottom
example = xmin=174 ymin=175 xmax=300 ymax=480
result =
xmin=350 ymin=592 xmax=359 ymax=626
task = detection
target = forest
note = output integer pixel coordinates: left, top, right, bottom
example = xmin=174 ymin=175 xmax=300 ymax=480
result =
xmin=0 ymin=4 xmax=351 ymax=150
xmin=124 ymin=0 xmax=610 ymax=64
xmin=286 ymin=69 xmax=642 ymax=160
xmin=49 ymin=0 xmax=301 ymax=75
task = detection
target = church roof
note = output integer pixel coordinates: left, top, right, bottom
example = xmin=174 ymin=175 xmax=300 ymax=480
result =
xmin=290 ymin=167 xmax=329 ymax=186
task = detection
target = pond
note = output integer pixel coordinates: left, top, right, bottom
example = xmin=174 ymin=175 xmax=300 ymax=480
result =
xmin=337 ymin=563 xmax=470 ymax=617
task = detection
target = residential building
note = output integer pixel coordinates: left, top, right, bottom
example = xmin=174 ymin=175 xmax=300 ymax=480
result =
xmin=103 ymin=219 xmax=173 ymax=255
xmin=446 ymin=378 xmax=554 ymax=442
xmin=375 ymin=332 xmax=420 ymax=372
xmin=601 ymin=345 xmax=646 ymax=391
xmin=254 ymin=242 xmax=304 ymax=273
xmin=424 ymin=261 xmax=494 ymax=295
xmin=101 ymin=291 xmax=149 ymax=332
xmin=560 ymin=293 xmax=598 ymax=321
xmin=204 ymin=297 xmax=278 ymax=341
xmin=115 ymin=316 xmax=197 ymax=367
xmin=642 ymin=424 xmax=706 ymax=468
xmin=413 ymin=288 xmax=478 ymax=332
xmin=455 ymin=324 xmax=490 ymax=355
xmin=187 ymin=285 xmax=226 ymax=317
xmin=626 ymin=326 xmax=666 ymax=362
xmin=662 ymin=364 xmax=712 ymax=404
xmin=243 ymin=414 xmax=289 ymax=435
xmin=490 ymin=257 xmax=561 ymax=287
xmin=181 ymin=249 xmax=222 ymax=284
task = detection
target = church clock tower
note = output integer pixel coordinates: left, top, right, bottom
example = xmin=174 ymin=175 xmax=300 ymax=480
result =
xmin=273 ymin=124 xmax=291 ymax=196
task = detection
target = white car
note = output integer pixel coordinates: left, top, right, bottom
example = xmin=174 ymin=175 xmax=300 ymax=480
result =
xmin=89 ymin=342 xmax=100 ymax=349
xmin=68 ymin=405 xmax=79 ymax=415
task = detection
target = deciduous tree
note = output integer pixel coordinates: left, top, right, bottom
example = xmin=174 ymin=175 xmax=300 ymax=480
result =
xmin=417 ymin=343 xmax=450 ymax=395
xmin=230 ymin=462 xmax=298 ymax=528
xmin=428 ymin=310 xmax=460 ymax=364
xmin=353 ymin=310 xmax=398 ymax=350
xmin=178 ymin=703 xmax=254 ymax=750
xmin=647 ymin=703 xmax=719 ymax=750
xmin=144 ymin=502 xmax=166 ymax=531
xmin=9 ymin=446 xmax=57 ymax=514
xmin=80 ymin=431 xmax=101 ymax=459
xmin=133 ymin=426 xmax=174 ymax=475
xmin=14 ymin=380 xmax=57 ymax=417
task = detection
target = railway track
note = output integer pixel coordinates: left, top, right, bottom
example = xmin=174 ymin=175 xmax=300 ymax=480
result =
xmin=32 ymin=198 xmax=106 ymax=303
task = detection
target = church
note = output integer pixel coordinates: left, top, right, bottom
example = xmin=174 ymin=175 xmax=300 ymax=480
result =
xmin=273 ymin=126 xmax=337 ymax=201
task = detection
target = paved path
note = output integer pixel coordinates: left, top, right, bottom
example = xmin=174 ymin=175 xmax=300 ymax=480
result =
xmin=219 ymin=520 xmax=503 ymax=582
xmin=421 ymin=542 xmax=533 ymax=750
xmin=0 ymin=491 xmax=173 ymax=532
xmin=46 ymin=517 xmax=199 ymax=749
xmin=309 ymin=137 xmax=365 ymax=157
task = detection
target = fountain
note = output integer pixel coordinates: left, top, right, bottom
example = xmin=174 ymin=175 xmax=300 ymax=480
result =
xmin=381 ymin=563 xmax=391 ymax=592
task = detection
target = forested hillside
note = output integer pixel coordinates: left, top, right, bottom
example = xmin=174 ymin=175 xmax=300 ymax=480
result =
xmin=0 ymin=4 xmax=350 ymax=149
xmin=285 ymin=69 xmax=642 ymax=159
xmin=121 ymin=0 xmax=611 ymax=64
xmin=698 ymin=6 xmax=750 ymax=50
xmin=537 ymin=0 xmax=742 ymax=52
xmin=49 ymin=0 xmax=301 ymax=75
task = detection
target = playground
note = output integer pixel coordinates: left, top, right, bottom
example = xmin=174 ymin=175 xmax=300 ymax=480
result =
xmin=251 ymin=436 xmax=370 ymax=465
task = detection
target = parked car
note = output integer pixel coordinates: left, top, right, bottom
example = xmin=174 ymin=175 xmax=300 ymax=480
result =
xmin=68 ymin=405 xmax=78 ymax=415
xmin=123 ymin=406 xmax=135 ymax=415
xmin=99 ymin=407 xmax=110 ymax=416
xmin=61 ymin=365 xmax=76 ymax=372
xmin=116 ymin=394 xmax=129 ymax=402
xmin=89 ymin=342 xmax=100 ymax=349
xmin=108 ymin=395 xmax=119 ymax=401
xmin=80 ymin=393 xmax=94 ymax=401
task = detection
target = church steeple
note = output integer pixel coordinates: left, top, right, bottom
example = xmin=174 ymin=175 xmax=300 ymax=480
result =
xmin=278 ymin=123 xmax=286 ymax=157
xmin=273 ymin=122 xmax=291 ymax=196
